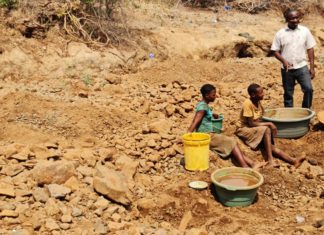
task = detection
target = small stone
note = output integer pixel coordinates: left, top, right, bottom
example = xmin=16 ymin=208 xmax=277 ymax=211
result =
xmin=107 ymin=221 xmax=127 ymax=231
xmin=308 ymin=159 xmax=318 ymax=166
xmin=180 ymin=103 xmax=193 ymax=112
xmin=15 ymin=189 xmax=32 ymax=197
xmin=111 ymin=213 xmax=122 ymax=222
xmin=148 ymin=119 xmax=172 ymax=134
xmin=153 ymin=228 xmax=168 ymax=235
xmin=297 ymin=225 xmax=316 ymax=233
xmin=0 ymin=182 xmax=15 ymax=197
xmin=313 ymin=219 xmax=324 ymax=228
xmin=197 ymin=198 xmax=208 ymax=206
xmin=117 ymin=206 xmax=126 ymax=214
xmin=165 ymin=104 xmax=175 ymax=116
xmin=94 ymin=208 xmax=103 ymax=216
xmin=305 ymin=173 xmax=314 ymax=179
xmin=61 ymin=214 xmax=72 ymax=223
xmin=147 ymin=139 xmax=157 ymax=148
xmin=142 ymin=125 xmax=150 ymax=134
xmin=31 ymin=213 xmax=43 ymax=230
xmin=64 ymin=176 xmax=80 ymax=192
xmin=78 ymin=92 xmax=88 ymax=98
xmin=185 ymin=228 xmax=208 ymax=235
xmin=72 ymin=207 xmax=83 ymax=217
xmin=44 ymin=142 xmax=59 ymax=149
xmin=161 ymin=140 xmax=171 ymax=148
xmin=81 ymin=177 xmax=92 ymax=186
xmin=105 ymin=76 xmax=121 ymax=85
xmin=296 ymin=215 xmax=305 ymax=223
xmin=77 ymin=166 xmax=94 ymax=177
xmin=0 ymin=210 xmax=19 ymax=218
xmin=2 ymin=164 xmax=24 ymax=177
xmin=47 ymin=184 xmax=71 ymax=198
xmin=148 ymin=154 xmax=161 ymax=163
xmin=32 ymin=187 xmax=49 ymax=203
xmin=106 ymin=205 xmax=120 ymax=215
xmin=45 ymin=198 xmax=60 ymax=216
xmin=0 ymin=203 xmax=16 ymax=211
xmin=45 ymin=218 xmax=60 ymax=231
xmin=10 ymin=153 xmax=29 ymax=161
xmin=94 ymin=221 xmax=107 ymax=234
xmin=16 ymin=204 xmax=29 ymax=216
xmin=172 ymin=144 xmax=183 ymax=155
xmin=94 ymin=197 xmax=109 ymax=210
xmin=11 ymin=229 xmax=30 ymax=235
xmin=1 ymin=144 xmax=19 ymax=157
xmin=115 ymin=155 xmax=139 ymax=181
xmin=60 ymin=223 xmax=71 ymax=230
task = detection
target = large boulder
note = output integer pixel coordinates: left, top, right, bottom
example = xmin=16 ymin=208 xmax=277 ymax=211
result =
xmin=32 ymin=160 xmax=76 ymax=185
xmin=93 ymin=165 xmax=131 ymax=206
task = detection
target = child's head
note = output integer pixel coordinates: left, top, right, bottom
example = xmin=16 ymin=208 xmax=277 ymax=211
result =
xmin=200 ymin=84 xmax=216 ymax=102
xmin=248 ymin=83 xmax=264 ymax=101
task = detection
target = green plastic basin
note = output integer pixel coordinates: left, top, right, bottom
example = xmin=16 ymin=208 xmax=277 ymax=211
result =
xmin=262 ymin=108 xmax=315 ymax=138
xmin=211 ymin=167 xmax=264 ymax=207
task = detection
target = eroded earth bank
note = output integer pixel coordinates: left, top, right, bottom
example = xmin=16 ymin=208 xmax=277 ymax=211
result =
xmin=0 ymin=1 xmax=324 ymax=235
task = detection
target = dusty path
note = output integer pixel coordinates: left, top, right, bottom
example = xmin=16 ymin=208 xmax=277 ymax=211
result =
xmin=0 ymin=4 xmax=323 ymax=235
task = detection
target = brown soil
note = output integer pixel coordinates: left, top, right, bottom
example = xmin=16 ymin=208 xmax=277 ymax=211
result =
xmin=0 ymin=2 xmax=323 ymax=235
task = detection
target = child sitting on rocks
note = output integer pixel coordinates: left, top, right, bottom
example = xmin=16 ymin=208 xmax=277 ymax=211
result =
xmin=188 ymin=84 xmax=265 ymax=169
xmin=235 ymin=83 xmax=306 ymax=168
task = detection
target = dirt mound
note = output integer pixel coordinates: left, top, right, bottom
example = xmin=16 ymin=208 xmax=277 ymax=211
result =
xmin=0 ymin=1 xmax=324 ymax=234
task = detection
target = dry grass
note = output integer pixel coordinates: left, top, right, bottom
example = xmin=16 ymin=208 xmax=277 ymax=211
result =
xmin=1 ymin=0 xmax=322 ymax=47
xmin=177 ymin=0 xmax=323 ymax=14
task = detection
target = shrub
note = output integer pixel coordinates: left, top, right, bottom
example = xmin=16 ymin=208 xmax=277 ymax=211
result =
xmin=0 ymin=0 xmax=17 ymax=9
xmin=181 ymin=0 xmax=321 ymax=14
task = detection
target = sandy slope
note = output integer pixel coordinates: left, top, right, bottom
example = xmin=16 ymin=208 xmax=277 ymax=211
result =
xmin=0 ymin=4 xmax=323 ymax=234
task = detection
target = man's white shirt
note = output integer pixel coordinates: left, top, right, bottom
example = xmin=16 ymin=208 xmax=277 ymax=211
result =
xmin=271 ymin=25 xmax=316 ymax=69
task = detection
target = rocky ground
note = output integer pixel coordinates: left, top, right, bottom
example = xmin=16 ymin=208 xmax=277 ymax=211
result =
xmin=0 ymin=2 xmax=324 ymax=235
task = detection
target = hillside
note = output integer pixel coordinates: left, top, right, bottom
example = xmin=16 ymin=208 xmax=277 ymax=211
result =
xmin=0 ymin=1 xmax=323 ymax=234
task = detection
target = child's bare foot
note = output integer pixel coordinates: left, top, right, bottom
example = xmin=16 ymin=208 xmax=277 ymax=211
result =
xmin=294 ymin=153 xmax=306 ymax=168
xmin=252 ymin=161 xmax=268 ymax=170
xmin=267 ymin=160 xmax=280 ymax=168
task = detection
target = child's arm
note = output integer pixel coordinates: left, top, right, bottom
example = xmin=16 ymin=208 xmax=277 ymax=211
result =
xmin=246 ymin=117 xmax=278 ymax=136
xmin=188 ymin=111 xmax=205 ymax=133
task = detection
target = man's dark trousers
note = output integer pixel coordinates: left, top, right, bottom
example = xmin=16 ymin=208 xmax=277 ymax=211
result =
xmin=281 ymin=65 xmax=313 ymax=108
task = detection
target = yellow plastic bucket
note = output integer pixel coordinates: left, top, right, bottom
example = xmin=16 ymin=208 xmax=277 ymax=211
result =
xmin=182 ymin=133 xmax=211 ymax=171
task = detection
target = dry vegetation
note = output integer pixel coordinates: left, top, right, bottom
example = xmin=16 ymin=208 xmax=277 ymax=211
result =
xmin=0 ymin=1 xmax=323 ymax=234
xmin=1 ymin=0 xmax=323 ymax=47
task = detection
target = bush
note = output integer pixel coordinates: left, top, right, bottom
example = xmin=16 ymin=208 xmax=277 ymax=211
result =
xmin=0 ymin=0 xmax=17 ymax=9
xmin=181 ymin=0 xmax=321 ymax=14
xmin=82 ymin=0 xmax=119 ymax=18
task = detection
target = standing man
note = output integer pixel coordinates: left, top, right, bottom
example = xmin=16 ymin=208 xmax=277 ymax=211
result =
xmin=271 ymin=9 xmax=316 ymax=108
